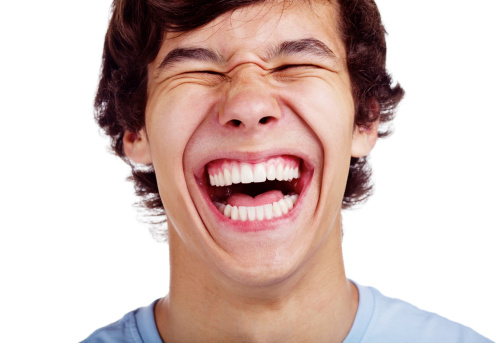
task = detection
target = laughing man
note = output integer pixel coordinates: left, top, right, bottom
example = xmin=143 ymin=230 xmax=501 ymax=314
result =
xmin=83 ymin=0 xmax=492 ymax=342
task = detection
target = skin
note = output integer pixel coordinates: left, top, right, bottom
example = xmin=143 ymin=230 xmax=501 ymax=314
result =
xmin=124 ymin=1 xmax=378 ymax=342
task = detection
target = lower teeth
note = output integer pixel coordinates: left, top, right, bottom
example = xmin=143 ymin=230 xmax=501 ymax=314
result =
xmin=214 ymin=194 xmax=298 ymax=221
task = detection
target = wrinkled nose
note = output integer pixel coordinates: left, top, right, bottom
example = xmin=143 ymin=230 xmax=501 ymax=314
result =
xmin=219 ymin=66 xmax=281 ymax=132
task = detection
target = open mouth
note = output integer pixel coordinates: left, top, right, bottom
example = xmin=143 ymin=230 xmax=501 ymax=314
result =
xmin=202 ymin=155 xmax=309 ymax=222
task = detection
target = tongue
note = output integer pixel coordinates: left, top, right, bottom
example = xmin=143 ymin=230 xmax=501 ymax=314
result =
xmin=227 ymin=190 xmax=284 ymax=207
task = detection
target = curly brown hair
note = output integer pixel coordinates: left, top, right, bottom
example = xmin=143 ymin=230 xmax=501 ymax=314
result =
xmin=95 ymin=0 xmax=404 ymax=221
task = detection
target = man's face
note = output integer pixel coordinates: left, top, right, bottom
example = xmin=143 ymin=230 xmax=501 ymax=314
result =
xmin=134 ymin=1 xmax=370 ymax=286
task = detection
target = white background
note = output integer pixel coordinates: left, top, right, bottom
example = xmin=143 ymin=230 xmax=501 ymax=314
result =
xmin=1 ymin=1 xmax=499 ymax=342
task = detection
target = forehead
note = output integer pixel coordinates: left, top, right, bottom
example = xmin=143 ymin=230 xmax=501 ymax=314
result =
xmin=151 ymin=1 xmax=345 ymax=69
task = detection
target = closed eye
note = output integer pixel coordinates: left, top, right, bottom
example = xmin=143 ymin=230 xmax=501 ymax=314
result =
xmin=273 ymin=64 xmax=320 ymax=72
xmin=177 ymin=70 xmax=226 ymax=86
xmin=187 ymin=70 xmax=224 ymax=76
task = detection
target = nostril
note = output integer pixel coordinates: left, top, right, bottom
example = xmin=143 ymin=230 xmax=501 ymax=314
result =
xmin=229 ymin=119 xmax=242 ymax=127
xmin=259 ymin=116 xmax=272 ymax=125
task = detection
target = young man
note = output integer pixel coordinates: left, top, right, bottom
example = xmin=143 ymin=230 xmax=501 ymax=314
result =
xmin=84 ymin=0 xmax=492 ymax=342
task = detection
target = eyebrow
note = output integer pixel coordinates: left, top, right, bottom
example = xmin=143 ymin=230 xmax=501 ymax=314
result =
xmin=158 ymin=47 xmax=224 ymax=70
xmin=270 ymin=38 xmax=338 ymax=61
xmin=157 ymin=38 xmax=337 ymax=71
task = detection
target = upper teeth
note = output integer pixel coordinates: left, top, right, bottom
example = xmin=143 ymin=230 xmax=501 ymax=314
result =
xmin=208 ymin=159 xmax=300 ymax=187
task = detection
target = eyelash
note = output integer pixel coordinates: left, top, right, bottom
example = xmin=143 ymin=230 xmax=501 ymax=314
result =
xmin=188 ymin=70 xmax=223 ymax=76
xmin=199 ymin=70 xmax=222 ymax=75
xmin=274 ymin=64 xmax=318 ymax=72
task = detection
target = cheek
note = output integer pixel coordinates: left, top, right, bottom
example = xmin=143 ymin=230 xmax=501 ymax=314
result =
xmin=141 ymin=95 xmax=218 ymax=257
xmin=281 ymin=78 xmax=354 ymax=157
xmin=144 ymin=87 xmax=216 ymax=218
xmin=281 ymin=78 xmax=354 ymax=209
xmin=146 ymin=86 xmax=215 ymax=162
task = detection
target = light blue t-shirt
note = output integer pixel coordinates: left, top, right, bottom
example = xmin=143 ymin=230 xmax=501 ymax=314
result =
xmin=343 ymin=283 xmax=492 ymax=342
xmin=82 ymin=300 xmax=163 ymax=343
xmin=81 ymin=283 xmax=492 ymax=343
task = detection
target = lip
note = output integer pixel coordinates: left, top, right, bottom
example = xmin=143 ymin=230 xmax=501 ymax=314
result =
xmin=193 ymin=149 xmax=315 ymax=233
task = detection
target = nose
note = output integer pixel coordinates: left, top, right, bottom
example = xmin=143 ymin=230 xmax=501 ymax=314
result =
xmin=219 ymin=65 xmax=281 ymax=131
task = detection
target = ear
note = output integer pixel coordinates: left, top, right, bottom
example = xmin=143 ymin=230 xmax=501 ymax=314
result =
xmin=351 ymin=100 xmax=380 ymax=158
xmin=123 ymin=129 xmax=152 ymax=164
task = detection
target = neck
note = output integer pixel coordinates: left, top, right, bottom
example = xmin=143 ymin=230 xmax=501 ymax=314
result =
xmin=156 ymin=217 xmax=358 ymax=343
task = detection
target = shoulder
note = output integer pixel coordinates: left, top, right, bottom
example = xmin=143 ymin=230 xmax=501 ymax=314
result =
xmin=80 ymin=300 xmax=162 ymax=343
xmin=81 ymin=311 xmax=138 ymax=343
xmin=368 ymin=286 xmax=491 ymax=342
xmin=345 ymin=282 xmax=493 ymax=343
